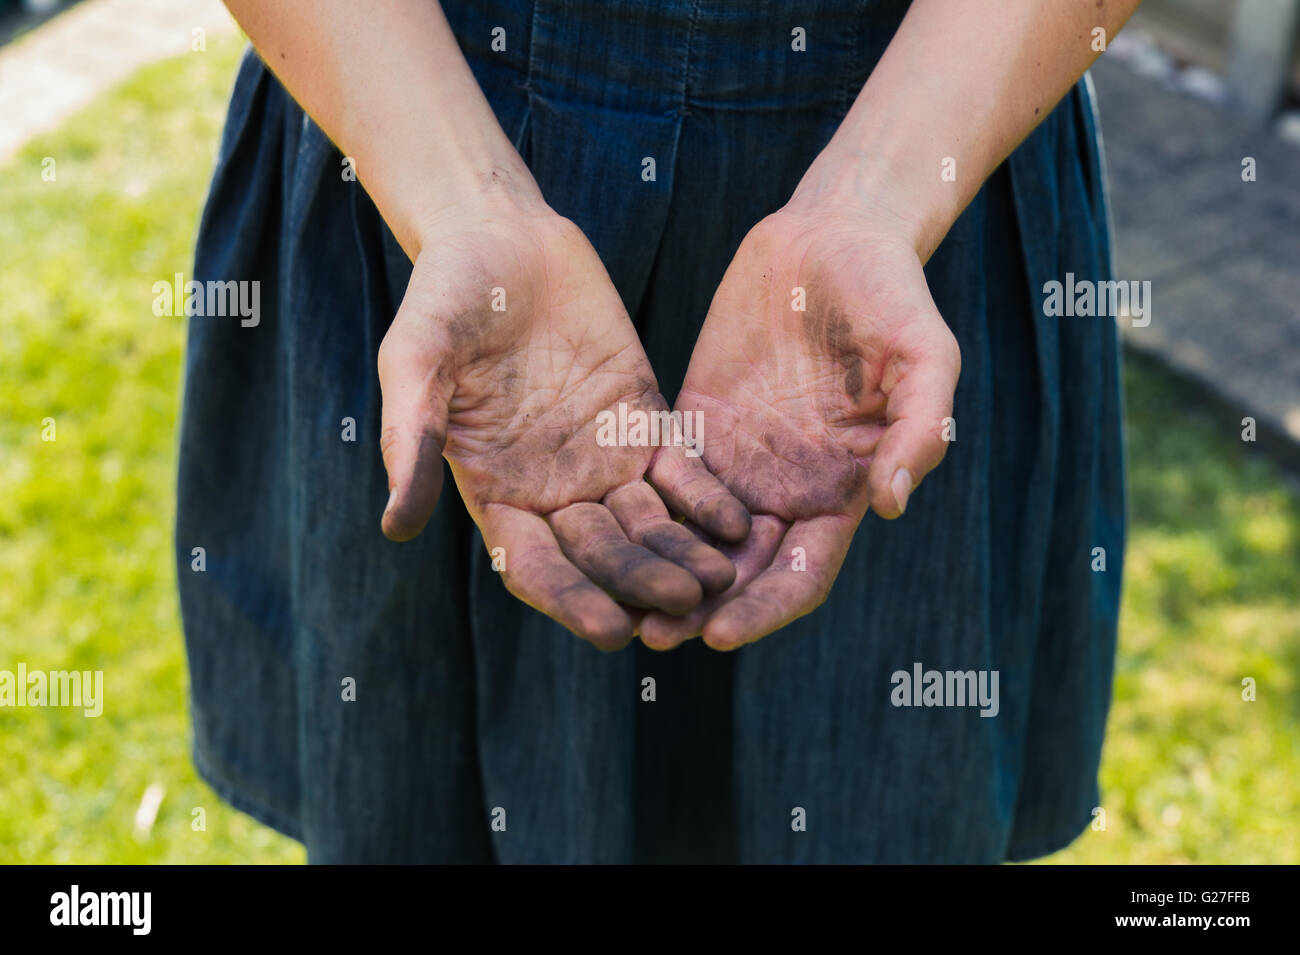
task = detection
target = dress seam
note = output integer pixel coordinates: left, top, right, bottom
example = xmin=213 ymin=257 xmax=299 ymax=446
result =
xmin=678 ymin=0 xmax=702 ymax=117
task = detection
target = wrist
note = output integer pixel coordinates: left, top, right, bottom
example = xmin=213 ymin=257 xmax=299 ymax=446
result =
xmin=401 ymin=159 xmax=548 ymax=258
xmin=788 ymin=144 xmax=933 ymax=257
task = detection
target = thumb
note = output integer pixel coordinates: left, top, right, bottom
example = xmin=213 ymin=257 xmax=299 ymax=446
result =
xmin=377 ymin=319 xmax=454 ymax=541
xmin=864 ymin=319 xmax=960 ymax=520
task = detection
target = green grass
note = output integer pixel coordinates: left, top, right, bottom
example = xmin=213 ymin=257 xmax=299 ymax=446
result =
xmin=0 ymin=33 xmax=303 ymax=864
xmin=1047 ymin=352 xmax=1300 ymax=864
xmin=1 ymin=35 xmax=1297 ymax=864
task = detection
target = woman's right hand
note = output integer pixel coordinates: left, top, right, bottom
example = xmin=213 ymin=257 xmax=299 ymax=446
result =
xmin=222 ymin=3 xmax=751 ymax=648
xmin=378 ymin=192 xmax=751 ymax=649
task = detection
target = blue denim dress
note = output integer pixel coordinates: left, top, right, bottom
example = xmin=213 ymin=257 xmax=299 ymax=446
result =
xmin=177 ymin=0 xmax=1126 ymax=863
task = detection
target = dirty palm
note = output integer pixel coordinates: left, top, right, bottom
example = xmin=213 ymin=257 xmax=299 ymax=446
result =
xmin=379 ymin=210 xmax=751 ymax=648
xmin=379 ymin=201 xmax=959 ymax=649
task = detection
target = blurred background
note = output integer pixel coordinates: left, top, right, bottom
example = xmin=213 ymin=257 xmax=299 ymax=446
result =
xmin=1 ymin=0 xmax=1296 ymax=864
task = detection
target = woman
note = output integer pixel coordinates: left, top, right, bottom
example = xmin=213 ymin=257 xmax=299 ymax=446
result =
xmin=177 ymin=0 xmax=1132 ymax=863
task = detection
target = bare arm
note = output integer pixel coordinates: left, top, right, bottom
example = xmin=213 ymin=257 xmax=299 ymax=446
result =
xmin=797 ymin=0 xmax=1142 ymax=259
xmin=222 ymin=0 xmax=540 ymax=257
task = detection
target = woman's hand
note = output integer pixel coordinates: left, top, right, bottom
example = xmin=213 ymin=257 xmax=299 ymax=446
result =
xmin=223 ymin=3 xmax=752 ymax=650
xmin=636 ymin=0 xmax=1143 ymax=652
xmin=643 ymin=201 xmax=960 ymax=651
xmin=379 ymin=194 xmax=750 ymax=650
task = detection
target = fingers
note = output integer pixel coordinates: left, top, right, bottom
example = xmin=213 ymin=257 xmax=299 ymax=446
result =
xmin=479 ymin=503 xmax=635 ymax=651
xmin=604 ymin=482 xmax=736 ymax=593
xmin=377 ymin=320 xmax=454 ymax=542
xmin=548 ymin=502 xmax=703 ymax=616
xmin=639 ymin=515 xmax=788 ymax=651
xmin=701 ymin=514 xmax=857 ymax=651
xmin=647 ymin=445 xmax=752 ymax=543
xmin=864 ymin=322 xmax=960 ymax=519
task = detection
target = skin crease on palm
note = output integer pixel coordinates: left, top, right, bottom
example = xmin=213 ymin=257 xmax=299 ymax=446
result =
xmin=643 ymin=207 xmax=962 ymax=652
xmin=377 ymin=206 xmax=751 ymax=651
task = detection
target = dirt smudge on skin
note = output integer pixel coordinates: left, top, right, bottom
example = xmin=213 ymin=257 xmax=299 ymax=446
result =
xmin=731 ymin=425 xmax=864 ymax=520
xmin=497 ymin=360 xmax=521 ymax=397
xmin=841 ymin=354 xmax=864 ymax=400
xmin=444 ymin=307 xmax=487 ymax=358
xmin=796 ymin=280 xmax=854 ymax=357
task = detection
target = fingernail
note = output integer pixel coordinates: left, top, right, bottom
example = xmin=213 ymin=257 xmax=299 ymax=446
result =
xmin=891 ymin=468 xmax=913 ymax=515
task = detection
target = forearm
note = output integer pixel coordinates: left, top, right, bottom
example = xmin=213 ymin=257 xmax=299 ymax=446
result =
xmin=223 ymin=0 xmax=541 ymax=258
xmin=794 ymin=0 xmax=1142 ymax=261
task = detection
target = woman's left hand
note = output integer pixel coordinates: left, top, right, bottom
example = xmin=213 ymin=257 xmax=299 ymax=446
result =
xmin=644 ymin=201 xmax=961 ymax=650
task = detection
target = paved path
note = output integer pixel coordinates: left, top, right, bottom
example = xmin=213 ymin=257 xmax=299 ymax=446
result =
xmin=1091 ymin=56 xmax=1300 ymax=467
xmin=0 ymin=0 xmax=235 ymax=162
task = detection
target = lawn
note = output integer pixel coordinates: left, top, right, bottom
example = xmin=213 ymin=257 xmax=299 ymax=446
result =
xmin=0 ymin=33 xmax=302 ymax=863
xmin=0 ymin=33 xmax=1296 ymax=864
